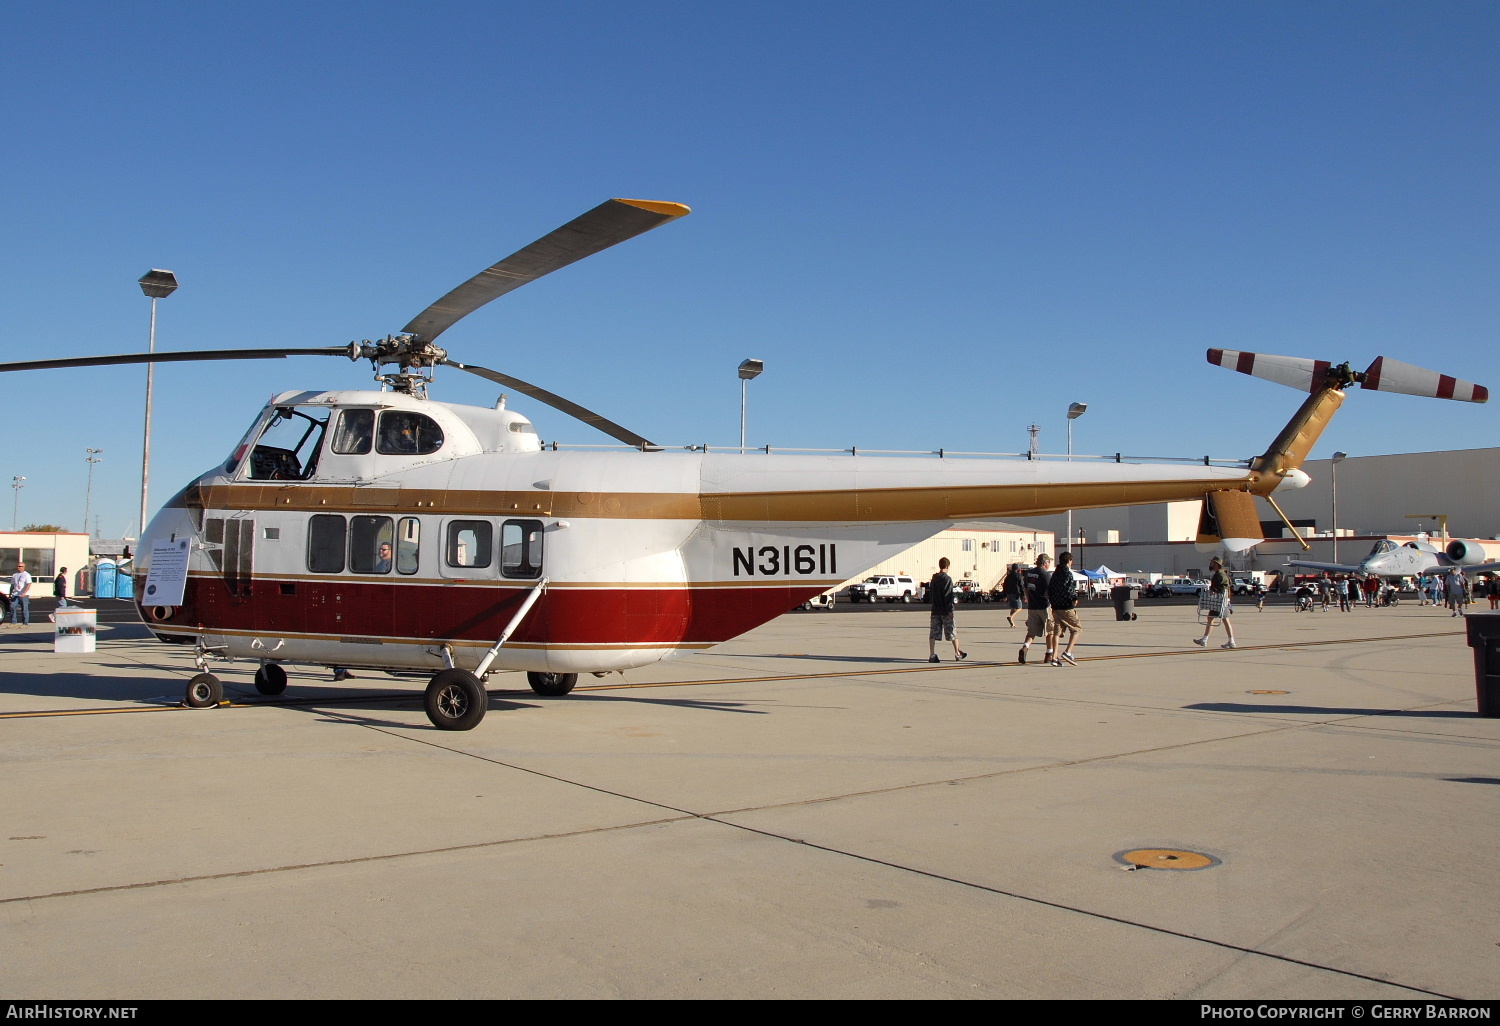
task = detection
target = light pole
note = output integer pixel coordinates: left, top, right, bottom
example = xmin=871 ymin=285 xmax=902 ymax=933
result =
xmin=138 ymin=269 xmax=178 ymax=542
xmin=11 ymin=476 xmax=25 ymax=531
xmin=738 ymin=358 xmax=763 ymax=453
xmin=1065 ymin=402 xmax=1087 ymax=556
xmin=84 ymin=449 xmax=103 ymax=543
xmin=1330 ymin=451 xmax=1347 ymax=563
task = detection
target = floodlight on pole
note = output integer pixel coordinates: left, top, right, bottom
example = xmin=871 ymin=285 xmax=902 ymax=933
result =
xmin=738 ymin=358 xmax=763 ymax=453
xmin=1330 ymin=451 xmax=1347 ymax=563
xmin=1065 ymin=402 xmax=1087 ymax=558
xmin=11 ymin=476 xmax=25 ymax=531
xmin=84 ymin=449 xmax=103 ymax=544
xmin=138 ymin=269 xmax=178 ymax=542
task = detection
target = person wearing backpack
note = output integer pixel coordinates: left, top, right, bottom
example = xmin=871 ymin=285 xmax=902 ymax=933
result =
xmin=1046 ymin=552 xmax=1084 ymax=666
xmin=1193 ymin=556 xmax=1237 ymax=649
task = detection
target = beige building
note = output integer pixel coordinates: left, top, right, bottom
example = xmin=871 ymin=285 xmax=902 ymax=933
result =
xmin=0 ymin=531 xmax=92 ymax=596
xmin=843 ymin=521 xmax=1056 ymax=592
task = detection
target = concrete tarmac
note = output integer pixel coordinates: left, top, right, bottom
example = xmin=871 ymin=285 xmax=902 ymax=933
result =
xmin=0 ymin=598 xmax=1494 ymax=999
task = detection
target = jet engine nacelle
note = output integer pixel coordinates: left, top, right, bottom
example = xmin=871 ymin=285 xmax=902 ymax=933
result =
xmin=1445 ymin=539 xmax=1489 ymax=565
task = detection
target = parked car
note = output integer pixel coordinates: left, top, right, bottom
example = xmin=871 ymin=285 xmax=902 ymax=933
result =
xmin=797 ymin=586 xmax=839 ymax=611
xmin=848 ymin=575 xmax=918 ymax=603
xmin=1165 ymin=579 xmax=1209 ymax=595
xmin=954 ymin=579 xmax=988 ymax=603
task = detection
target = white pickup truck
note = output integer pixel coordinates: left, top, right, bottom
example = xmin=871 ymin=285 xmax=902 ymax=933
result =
xmin=848 ymin=575 xmax=919 ymax=603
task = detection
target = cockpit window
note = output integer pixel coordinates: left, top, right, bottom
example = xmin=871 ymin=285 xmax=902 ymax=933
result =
xmin=248 ymin=407 xmax=331 ymax=481
xmin=1370 ymin=540 xmax=1398 ymax=555
xmin=331 ymin=409 xmax=374 ymax=454
xmin=377 ymin=411 xmax=443 ymax=456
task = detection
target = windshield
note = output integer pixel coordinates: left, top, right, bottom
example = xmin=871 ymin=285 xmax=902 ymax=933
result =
xmin=248 ymin=406 xmax=331 ymax=481
xmin=1369 ymin=540 xmax=1398 ymax=556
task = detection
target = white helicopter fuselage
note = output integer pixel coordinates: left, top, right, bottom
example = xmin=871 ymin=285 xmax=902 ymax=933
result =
xmin=137 ymin=389 xmax=1265 ymax=678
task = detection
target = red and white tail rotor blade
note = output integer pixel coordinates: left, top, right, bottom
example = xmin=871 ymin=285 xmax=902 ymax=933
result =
xmin=1206 ymin=349 xmax=1330 ymax=393
xmin=1361 ymin=357 xmax=1489 ymax=403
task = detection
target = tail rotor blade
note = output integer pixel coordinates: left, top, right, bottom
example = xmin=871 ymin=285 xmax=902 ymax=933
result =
xmin=1207 ymin=349 xmax=1330 ymax=393
xmin=1361 ymin=356 xmax=1489 ymax=403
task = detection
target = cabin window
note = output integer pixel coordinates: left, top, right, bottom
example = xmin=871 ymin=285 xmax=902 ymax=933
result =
xmin=396 ymin=517 xmax=420 ymax=575
xmin=377 ymin=411 xmax=444 ymax=456
xmin=349 ymin=516 xmax=394 ymax=574
xmin=446 ymin=520 xmax=492 ymax=568
xmin=307 ymin=515 xmax=347 ymax=573
xmin=331 ymin=409 xmax=374 ymax=454
xmin=500 ymin=519 xmax=544 ymax=579
xmin=248 ymin=406 xmax=331 ymax=480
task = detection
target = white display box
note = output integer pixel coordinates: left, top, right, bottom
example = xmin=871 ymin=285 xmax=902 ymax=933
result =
xmin=54 ymin=608 xmax=97 ymax=654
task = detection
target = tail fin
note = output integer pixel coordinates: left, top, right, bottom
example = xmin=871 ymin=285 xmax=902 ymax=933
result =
xmin=1196 ymin=490 xmax=1264 ymax=553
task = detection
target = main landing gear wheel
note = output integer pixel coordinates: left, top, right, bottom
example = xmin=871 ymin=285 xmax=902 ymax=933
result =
xmin=253 ymin=663 xmax=288 ymax=696
xmin=423 ymin=669 xmax=487 ymax=730
xmin=185 ymin=673 xmax=223 ymax=708
xmin=527 ymin=671 xmax=578 ymax=697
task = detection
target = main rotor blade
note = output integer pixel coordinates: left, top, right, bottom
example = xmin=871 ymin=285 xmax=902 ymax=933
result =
xmin=442 ymin=359 xmax=654 ymax=448
xmin=0 ymin=347 xmax=356 ymax=374
xmin=402 ymin=198 xmax=690 ymax=343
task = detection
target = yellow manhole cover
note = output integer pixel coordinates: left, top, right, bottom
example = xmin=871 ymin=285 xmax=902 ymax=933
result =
xmin=1247 ymin=690 xmax=1289 ymax=694
xmin=1115 ymin=848 xmax=1219 ymax=870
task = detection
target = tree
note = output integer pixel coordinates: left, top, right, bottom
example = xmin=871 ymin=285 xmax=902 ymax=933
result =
xmin=20 ymin=524 xmax=66 ymax=533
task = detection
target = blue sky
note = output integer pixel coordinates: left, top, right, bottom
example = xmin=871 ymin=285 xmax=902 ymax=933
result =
xmin=3 ymin=2 xmax=1495 ymax=535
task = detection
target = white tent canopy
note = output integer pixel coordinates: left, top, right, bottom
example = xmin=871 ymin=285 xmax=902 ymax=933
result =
xmin=1090 ymin=565 xmax=1128 ymax=579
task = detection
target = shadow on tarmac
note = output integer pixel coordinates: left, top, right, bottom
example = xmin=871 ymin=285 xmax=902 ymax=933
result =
xmin=1183 ymin=701 xmax=1477 ymax=718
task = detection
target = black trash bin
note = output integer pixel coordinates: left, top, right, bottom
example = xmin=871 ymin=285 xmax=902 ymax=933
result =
xmin=1464 ymin=613 xmax=1500 ymax=717
xmin=1111 ymin=585 xmax=1139 ymax=622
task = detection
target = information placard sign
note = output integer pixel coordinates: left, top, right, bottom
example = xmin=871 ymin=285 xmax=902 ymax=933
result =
xmin=142 ymin=538 xmax=191 ymax=606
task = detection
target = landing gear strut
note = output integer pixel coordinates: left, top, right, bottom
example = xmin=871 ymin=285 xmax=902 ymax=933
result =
xmin=424 ymin=669 xmax=488 ymax=730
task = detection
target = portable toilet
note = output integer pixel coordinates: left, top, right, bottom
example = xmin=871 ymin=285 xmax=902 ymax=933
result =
xmin=94 ymin=560 xmax=116 ymax=599
xmin=115 ymin=565 xmax=135 ymax=601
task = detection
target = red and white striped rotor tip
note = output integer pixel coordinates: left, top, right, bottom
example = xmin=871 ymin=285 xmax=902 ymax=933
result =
xmin=1360 ymin=356 xmax=1488 ymax=403
xmin=1205 ymin=349 xmax=1487 ymax=403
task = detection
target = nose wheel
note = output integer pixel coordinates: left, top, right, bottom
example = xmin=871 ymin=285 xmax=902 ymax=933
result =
xmin=424 ymin=669 xmax=488 ymax=730
xmin=184 ymin=672 xmax=223 ymax=708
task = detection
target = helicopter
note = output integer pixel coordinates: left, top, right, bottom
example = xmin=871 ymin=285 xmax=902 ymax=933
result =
xmin=0 ymin=199 xmax=1488 ymax=730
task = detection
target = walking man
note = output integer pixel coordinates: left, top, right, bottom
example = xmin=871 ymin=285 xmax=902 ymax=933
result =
xmin=10 ymin=560 xmax=32 ymax=627
xmin=1019 ymin=553 xmax=1053 ymax=665
xmin=54 ymin=567 xmax=68 ymax=608
xmin=1193 ymin=556 xmax=1237 ymax=649
xmin=1446 ymin=569 xmax=1468 ymax=617
xmin=1000 ymin=563 xmax=1024 ymax=627
xmin=1047 ymin=552 xmax=1084 ymax=666
xmin=926 ymin=557 xmax=967 ymax=663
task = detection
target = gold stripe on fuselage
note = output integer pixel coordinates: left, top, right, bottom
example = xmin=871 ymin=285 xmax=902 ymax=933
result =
xmin=187 ymin=474 xmax=1261 ymax=523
